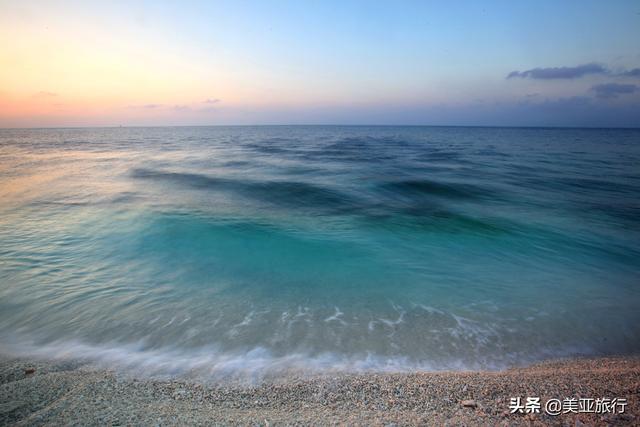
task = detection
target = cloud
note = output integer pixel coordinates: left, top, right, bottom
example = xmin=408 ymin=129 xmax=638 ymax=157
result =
xmin=507 ymin=63 xmax=607 ymax=79
xmin=32 ymin=91 xmax=58 ymax=98
xmin=590 ymin=83 xmax=638 ymax=99
xmin=126 ymin=102 xmax=219 ymax=113
xmin=198 ymin=107 xmax=219 ymax=113
xmin=129 ymin=104 xmax=163 ymax=109
xmin=619 ymin=68 xmax=640 ymax=77
xmin=507 ymin=63 xmax=640 ymax=80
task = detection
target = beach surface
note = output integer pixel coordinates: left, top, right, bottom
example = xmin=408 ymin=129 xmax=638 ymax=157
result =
xmin=1 ymin=356 xmax=638 ymax=426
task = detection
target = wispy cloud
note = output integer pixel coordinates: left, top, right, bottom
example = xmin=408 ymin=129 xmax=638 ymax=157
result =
xmin=507 ymin=63 xmax=607 ymax=79
xmin=126 ymin=102 xmax=219 ymax=113
xmin=199 ymin=107 xmax=219 ymax=113
xmin=32 ymin=91 xmax=58 ymax=98
xmin=128 ymin=104 xmax=163 ymax=109
xmin=172 ymin=105 xmax=192 ymax=112
xmin=590 ymin=83 xmax=638 ymax=99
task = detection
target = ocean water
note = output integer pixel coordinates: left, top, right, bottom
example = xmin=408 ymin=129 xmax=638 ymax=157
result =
xmin=1 ymin=126 xmax=639 ymax=381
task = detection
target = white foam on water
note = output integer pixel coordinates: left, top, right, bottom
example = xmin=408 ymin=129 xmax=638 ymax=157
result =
xmin=1 ymin=335 xmax=597 ymax=385
xmin=162 ymin=316 xmax=176 ymax=328
xmin=412 ymin=303 xmax=445 ymax=315
xmin=294 ymin=306 xmax=311 ymax=321
xmin=372 ymin=302 xmax=406 ymax=337
xmin=227 ymin=311 xmax=255 ymax=338
xmin=0 ymin=302 xmax=608 ymax=385
xmin=0 ymin=337 xmax=454 ymax=383
xmin=324 ymin=306 xmax=347 ymax=325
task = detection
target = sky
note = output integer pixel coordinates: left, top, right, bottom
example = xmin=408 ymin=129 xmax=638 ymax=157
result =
xmin=1 ymin=0 xmax=639 ymax=128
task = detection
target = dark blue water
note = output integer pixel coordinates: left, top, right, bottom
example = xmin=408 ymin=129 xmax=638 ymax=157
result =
xmin=1 ymin=126 xmax=639 ymax=380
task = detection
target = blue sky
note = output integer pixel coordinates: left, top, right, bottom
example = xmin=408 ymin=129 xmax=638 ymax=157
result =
xmin=1 ymin=0 xmax=639 ymax=127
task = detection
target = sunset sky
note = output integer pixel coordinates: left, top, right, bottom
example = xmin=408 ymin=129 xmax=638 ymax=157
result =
xmin=1 ymin=0 xmax=639 ymax=127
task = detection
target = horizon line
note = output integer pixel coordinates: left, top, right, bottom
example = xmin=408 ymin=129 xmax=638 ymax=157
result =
xmin=2 ymin=124 xmax=640 ymax=131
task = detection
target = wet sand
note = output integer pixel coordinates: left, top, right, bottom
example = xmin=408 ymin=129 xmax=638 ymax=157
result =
xmin=1 ymin=356 xmax=638 ymax=426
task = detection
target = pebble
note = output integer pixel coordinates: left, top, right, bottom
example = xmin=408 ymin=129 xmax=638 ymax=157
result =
xmin=461 ymin=399 xmax=477 ymax=408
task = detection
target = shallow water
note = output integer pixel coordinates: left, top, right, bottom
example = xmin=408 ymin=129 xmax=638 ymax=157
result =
xmin=1 ymin=126 xmax=639 ymax=380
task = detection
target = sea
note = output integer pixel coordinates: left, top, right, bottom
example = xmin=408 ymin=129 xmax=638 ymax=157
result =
xmin=1 ymin=125 xmax=639 ymax=381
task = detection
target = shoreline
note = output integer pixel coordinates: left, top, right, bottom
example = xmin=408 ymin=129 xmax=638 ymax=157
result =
xmin=1 ymin=355 xmax=638 ymax=426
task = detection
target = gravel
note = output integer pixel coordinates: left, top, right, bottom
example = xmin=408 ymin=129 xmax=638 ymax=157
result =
xmin=1 ymin=356 xmax=638 ymax=426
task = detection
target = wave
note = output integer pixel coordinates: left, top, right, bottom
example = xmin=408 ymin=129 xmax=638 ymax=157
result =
xmin=131 ymin=168 xmax=510 ymax=235
xmin=0 ymin=337 xmax=594 ymax=384
xmin=378 ymin=179 xmax=494 ymax=200
xmin=131 ymin=168 xmax=361 ymax=213
xmin=324 ymin=136 xmax=399 ymax=151
xmin=131 ymin=168 xmax=230 ymax=188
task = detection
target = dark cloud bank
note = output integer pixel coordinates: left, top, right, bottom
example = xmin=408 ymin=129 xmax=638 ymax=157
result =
xmin=507 ymin=63 xmax=640 ymax=80
xmin=507 ymin=63 xmax=607 ymax=79
xmin=591 ymin=83 xmax=638 ymax=99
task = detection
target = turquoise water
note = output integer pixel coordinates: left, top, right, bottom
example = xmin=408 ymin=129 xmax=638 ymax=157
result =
xmin=1 ymin=126 xmax=639 ymax=380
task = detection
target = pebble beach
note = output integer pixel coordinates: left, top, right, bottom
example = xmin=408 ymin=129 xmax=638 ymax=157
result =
xmin=1 ymin=356 xmax=638 ymax=426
